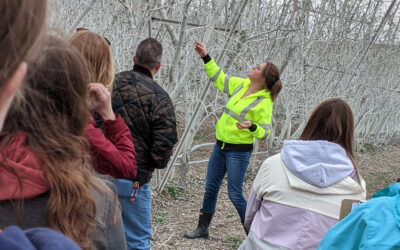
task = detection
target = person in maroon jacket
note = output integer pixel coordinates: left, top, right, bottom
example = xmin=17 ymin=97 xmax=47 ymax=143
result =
xmin=69 ymin=29 xmax=137 ymax=179
xmin=86 ymin=83 xmax=137 ymax=179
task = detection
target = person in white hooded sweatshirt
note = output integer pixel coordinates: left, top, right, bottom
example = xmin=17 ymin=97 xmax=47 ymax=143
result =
xmin=239 ymin=98 xmax=366 ymax=250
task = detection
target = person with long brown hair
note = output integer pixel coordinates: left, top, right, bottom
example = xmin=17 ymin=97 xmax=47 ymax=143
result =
xmin=0 ymin=1 xmax=83 ymax=249
xmin=69 ymin=29 xmax=137 ymax=180
xmin=239 ymin=98 xmax=366 ymax=250
xmin=0 ymin=36 xmax=126 ymax=250
xmin=185 ymin=42 xmax=282 ymax=239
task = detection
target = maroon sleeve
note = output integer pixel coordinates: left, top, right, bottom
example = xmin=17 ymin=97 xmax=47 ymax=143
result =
xmin=86 ymin=114 xmax=137 ymax=179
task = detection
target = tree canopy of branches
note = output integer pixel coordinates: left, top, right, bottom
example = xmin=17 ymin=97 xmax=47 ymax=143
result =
xmin=50 ymin=0 xmax=400 ymax=190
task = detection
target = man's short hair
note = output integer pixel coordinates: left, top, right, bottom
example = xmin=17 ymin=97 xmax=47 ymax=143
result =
xmin=135 ymin=38 xmax=163 ymax=70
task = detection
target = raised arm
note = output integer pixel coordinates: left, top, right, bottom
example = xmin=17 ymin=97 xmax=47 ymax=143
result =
xmin=86 ymin=83 xmax=137 ymax=178
xmin=194 ymin=42 xmax=246 ymax=96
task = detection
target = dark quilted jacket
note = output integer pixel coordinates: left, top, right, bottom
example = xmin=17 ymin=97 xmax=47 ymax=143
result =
xmin=112 ymin=65 xmax=178 ymax=185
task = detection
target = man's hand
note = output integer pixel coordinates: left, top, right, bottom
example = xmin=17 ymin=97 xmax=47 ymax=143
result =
xmin=88 ymin=83 xmax=116 ymax=121
xmin=194 ymin=42 xmax=208 ymax=57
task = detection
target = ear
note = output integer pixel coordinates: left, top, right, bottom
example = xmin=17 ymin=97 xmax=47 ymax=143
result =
xmin=154 ymin=62 xmax=161 ymax=73
xmin=133 ymin=56 xmax=136 ymax=64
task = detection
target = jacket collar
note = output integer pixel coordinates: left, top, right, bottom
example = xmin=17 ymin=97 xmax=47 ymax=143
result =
xmin=242 ymin=78 xmax=270 ymax=98
xmin=133 ymin=64 xmax=153 ymax=79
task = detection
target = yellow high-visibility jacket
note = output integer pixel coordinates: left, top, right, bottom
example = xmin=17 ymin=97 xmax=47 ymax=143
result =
xmin=204 ymin=58 xmax=273 ymax=145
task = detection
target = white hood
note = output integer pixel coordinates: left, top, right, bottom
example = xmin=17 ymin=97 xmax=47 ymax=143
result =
xmin=281 ymin=140 xmax=364 ymax=194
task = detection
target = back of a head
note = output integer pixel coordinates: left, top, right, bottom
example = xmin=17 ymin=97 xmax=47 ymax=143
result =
xmin=69 ymin=29 xmax=114 ymax=90
xmin=300 ymin=98 xmax=355 ymax=158
xmin=135 ymin=38 xmax=162 ymax=70
xmin=0 ymin=0 xmax=47 ymax=87
xmin=261 ymin=62 xmax=282 ymax=101
xmin=5 ymin=36 xmax=90 ymax=137
xmin=2 ymin=36 xmax=96 ymax=250
xmin=0 ymin=0 xmax=47 ymax=132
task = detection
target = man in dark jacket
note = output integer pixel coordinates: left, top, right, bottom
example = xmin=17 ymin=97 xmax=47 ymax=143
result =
xmin=112 ymin=38 xmax=177 ymax=250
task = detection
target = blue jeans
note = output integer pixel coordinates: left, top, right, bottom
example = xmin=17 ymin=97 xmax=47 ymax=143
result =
xmin=202 ymin=144 xmax=252 ymax=224
xmin=112 ymin=179 xmax=152 ymax=250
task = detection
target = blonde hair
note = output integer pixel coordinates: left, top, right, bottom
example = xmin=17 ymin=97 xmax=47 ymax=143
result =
xmin=69 ymin=29 xmax=114 ymax=91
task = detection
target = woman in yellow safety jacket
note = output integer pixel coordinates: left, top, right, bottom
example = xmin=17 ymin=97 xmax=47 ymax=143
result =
xmin=184 ymin=42 xmax=283 ymax=239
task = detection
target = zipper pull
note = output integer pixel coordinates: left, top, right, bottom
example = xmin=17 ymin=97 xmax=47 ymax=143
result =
xmin=130 ymin=181 xmax=140 ymax=202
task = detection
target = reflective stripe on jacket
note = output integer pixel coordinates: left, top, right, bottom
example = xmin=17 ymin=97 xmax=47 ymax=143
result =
xmin=204 ymin=58 xmax=273 ymax=144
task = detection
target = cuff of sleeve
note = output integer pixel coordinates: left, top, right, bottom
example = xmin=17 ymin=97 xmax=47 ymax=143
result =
xmin=248 ymin=123 xmax=257 ymax=132
xmin=103 ymin=114 xmax=126 ymax=133
xmin=202 ymin=54 xmax=211 ymax=64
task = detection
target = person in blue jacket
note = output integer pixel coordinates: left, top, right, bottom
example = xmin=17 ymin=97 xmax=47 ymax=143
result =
xmin=318 ymin=181 xmax=400 ymax=249
xmin=0 ymin=226 xmax=80 ymax=250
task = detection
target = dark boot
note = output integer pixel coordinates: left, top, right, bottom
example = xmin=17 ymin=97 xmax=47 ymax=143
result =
xmin=184 ymin=210 xmax=214 ymax=239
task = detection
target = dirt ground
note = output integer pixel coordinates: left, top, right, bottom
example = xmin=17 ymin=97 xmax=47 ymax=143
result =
xmin=150 ymin=140 xmax=400 ymax=250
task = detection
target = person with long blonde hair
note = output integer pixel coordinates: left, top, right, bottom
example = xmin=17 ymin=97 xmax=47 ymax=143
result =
xmin=0 ymin=36 xmax=126 ymax=250
xmin=69 ymin=28 xmax=114 ymax=89
xmin=69 ymin=29 xmax=137 ymax=180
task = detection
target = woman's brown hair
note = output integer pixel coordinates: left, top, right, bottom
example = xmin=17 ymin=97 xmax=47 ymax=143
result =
xmin=261 ymin=62 xmax=282 ymax=101
xmin=69 ymin=29 xmax=114 ymax=90
xmin=1 ymin=36 xmax=98 ymax=249
xmin=300 ymin=98 xmax=357 ymax=171
xmin=0 ymin=0 xmax=47 ymax=87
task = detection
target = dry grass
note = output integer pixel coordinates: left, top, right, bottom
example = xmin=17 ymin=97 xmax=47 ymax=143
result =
xmin=150 ymin=140 xmax=400 ymax=249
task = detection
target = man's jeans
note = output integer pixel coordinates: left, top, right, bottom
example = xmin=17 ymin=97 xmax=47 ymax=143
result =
xmin=112 ymin=179 xmax=152 ymax=250
xmin=202 ymin=144 xmax=252 ymax=224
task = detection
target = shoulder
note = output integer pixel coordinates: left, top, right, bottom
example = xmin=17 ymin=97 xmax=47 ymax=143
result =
xmin=255 ymin=154 xmax=283 ymax=181
xmin=261 ymin=153 xmax=283 ymax=171
xmin=112 ymin=71 xmax=137 ymax=100
xmin=145 ymin=79 xmax=173 ymax=108
xmin=345 ymin=195 xmax=394 ymax=228
xmin=115 ymin=71 xmax=171 ymax=99
xmin=0 ymin=193 xmax=48 ymax=228
xmin=90 ymin=178 xmax=119 ymax=228
xmin=363 ymin=195 xmax=395 ymax=215
xmin=258 ymin=153 xmax=288 ymax=184
xmin=373 ymin=183 xmax=400 ymax=198
xmin=114 ymin=71 xmax=135 ymax=86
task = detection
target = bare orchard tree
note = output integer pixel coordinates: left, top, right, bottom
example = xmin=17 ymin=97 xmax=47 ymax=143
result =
xmin=50 ymin=0 xmax=400 ymax=191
